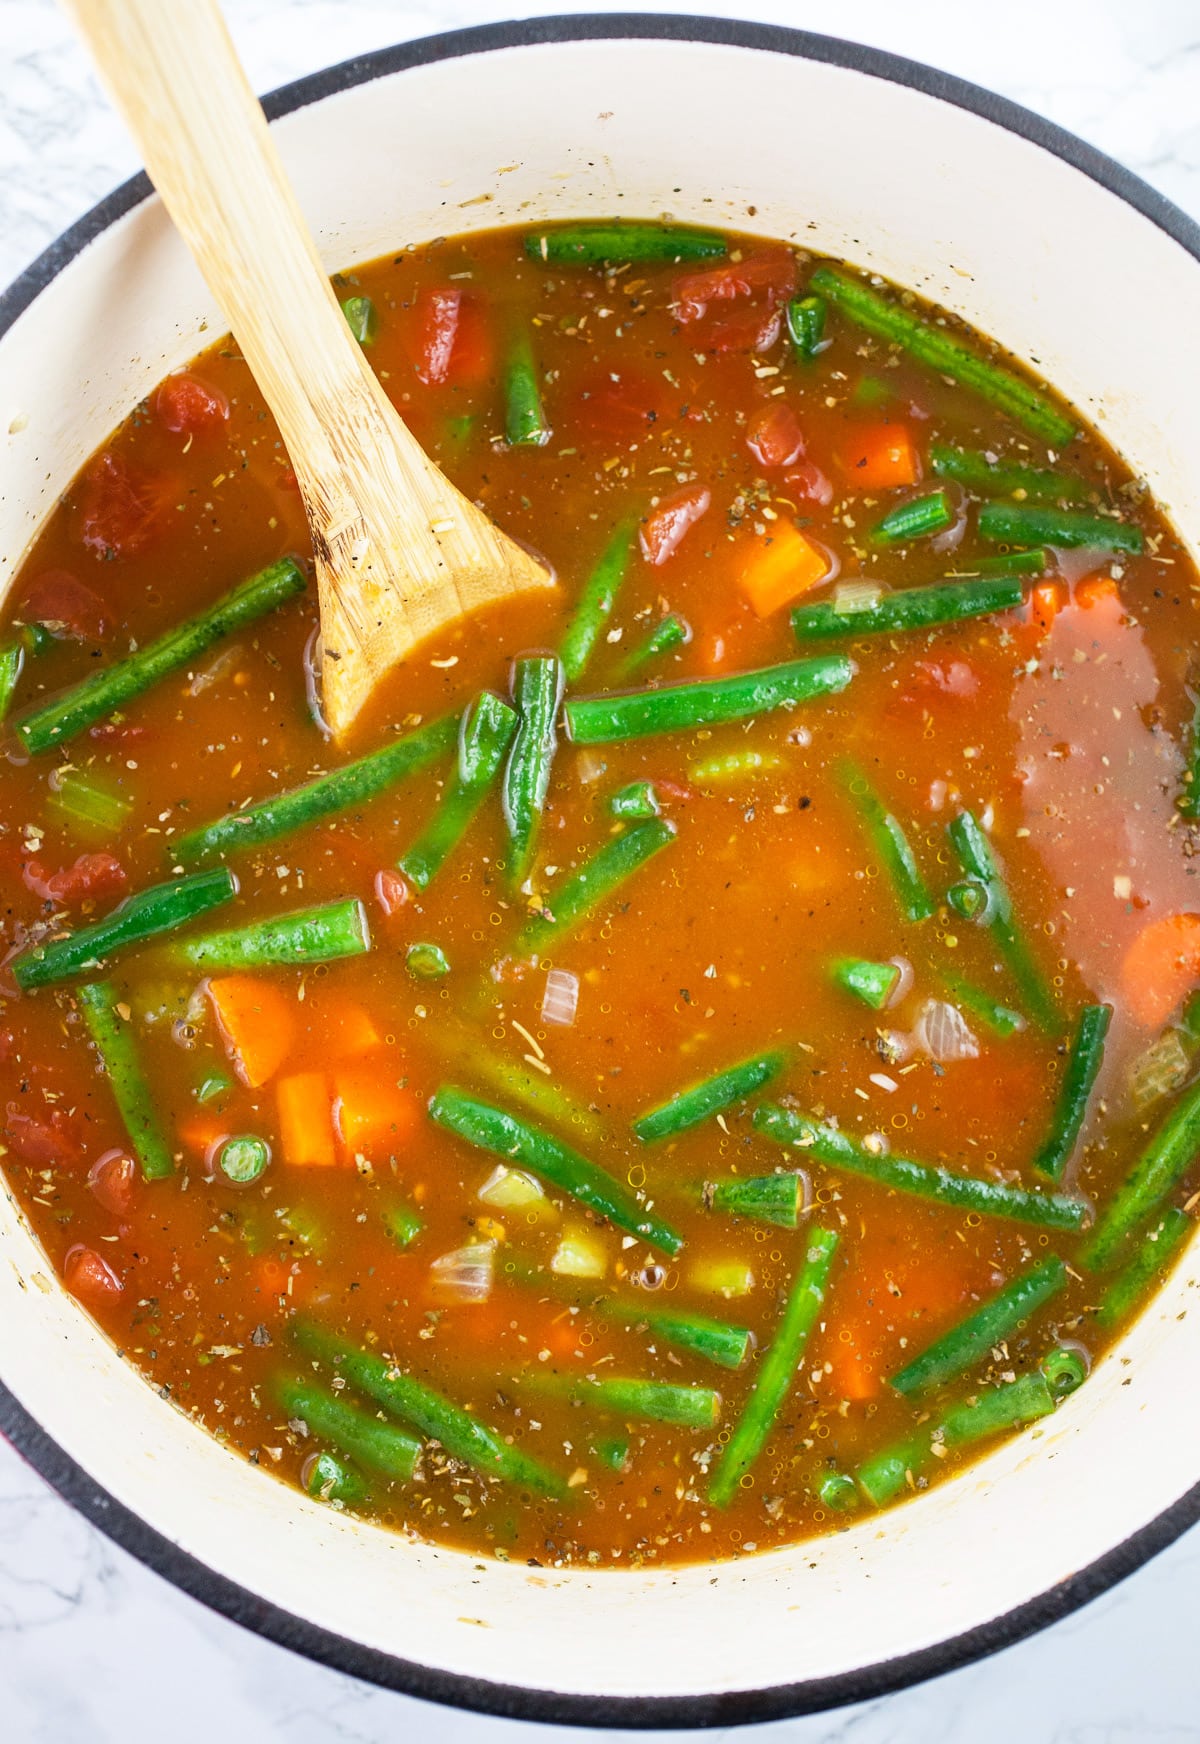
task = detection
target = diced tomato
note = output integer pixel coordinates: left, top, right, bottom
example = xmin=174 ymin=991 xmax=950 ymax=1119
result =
xmin=783 ymin=459 xmax=834 ymax=507
xmin=22 ymin=852 xmax=127 ymax=907
xmin=88 ymin=722 xmax=151 ymax=744
xmin=639 ymin=484 xmax=711 ymax=566
xmin=374 ymin=869 xmax=411 ymax=916
xmin=575 ymin=366 xmax=668 ymax=444
xmin=412 ymin=286 xmax=494 ymax=388
xmin=21 ymin=570 xmax=110 ymax=642
xmin=706 ymin=306 xmax=782 ymax=356
xmin=906 ymin=659 xmax=980 ymax=703
xmin=836 ymin=423 xmax=919 ymax=491
xmin=4 ymin=1101 xmax=81 ymax=1167
xmin=1030 ymin=582 xmax=1063 ymax=635
xmin=64 ymin=1245 xmax=123 ymax=1303
xmin=415 ymin=287 xmax=462 ymax=386
xmin=153 ymin=373 xmax=230 ymax=435
xmin=0 ymin=1031 xmax=12 ymax=1064
xmin=747 ymin=402 xmax=805 ymax=469
xmin=88 ymin=1148 xmax=137 ymax=1216
xmin=672 ymin=249 xmax=798 ymax=322
xmin=654 ymin=778 xmax=694 ymax=805
xmin=77 ymin=451 xmax=166 ymax=559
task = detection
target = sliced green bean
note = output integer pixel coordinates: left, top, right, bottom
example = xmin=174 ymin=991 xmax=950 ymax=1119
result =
xmin=610 ymin=780 xmax=661 ymax=819
xmin=943 ymin=972 xmax=1025 ymax=1038
xmin=293 ymin=1321 xmax=567 ymax=1498
xmin=304 ymin=1450 xmax=368 ymax=1506
xmin=1039 ymin=1346 xmax=1088 ymax=1398
xmin=17 ymin=558 xmax=306 ymax=754
xmin=77 ymin=981 xmax=173 ymax=1181
xmin=1096 ymin=1207 xmax=1193 ymax=1329
xmin=174 ymin=716 xmax=455 ymax=866
xmin=382 ymin=1201 xmax=425 ymax=1250
xmin=786 ymin=294 xmax=826 ymax=360
xmin=524 ymin=223 xmax=726 ymax=265
xmin=793 ymin=576 xmax=1022 ymax=641
xmin=176 ymin=897 xmax=369 ymax=971
xmin=699 ymin=1172 xmax=807 ymax=1229
xmin=953 ymin=548 xmax=1051 ymax=580
xmin=519 ymin=818 xmax=676 ymax=950
xmin=754 ymin=1104 xmax=1088 ymax=1231
xmin=856 ymin=1370 xmax=1055 ymax=1506
xmin=340 ymin=295 xmax=378 ymax=346
xmin=709 ymin=1227 xmax=839 ymax=1507
xmin=1081 ymin=1076 xmax=1200 ymax=1271
xmin=809 ymin=266 xmax=1075 ymax=446
xmin=524 ymin=1374 xmax=720 ymax=1430
xmin=13 ymin=868 xmax=237 ymax=990
xmin=1033 ymin=1004 xmax=1112 ymax=1179
xmin=565 ymin=654 xmax=854 ymax=744
xmin=633 ymin=1050 xmax=786 ymax=1144
xmin=48 ymin=769 xmax=131 ymax=840
xmin=399 ymin=692 xmax=517 ymax=890
xmin=279 ymin=1377 xmax=420 ymax=1483
xmin=560 ymin=525 xmax=633 ymax=684
xmin=616 ymin=613 xmax=690 ymax=680
xmin=429 ymin=1085 xmax=682 ymax=1255
xmin=930 ymin=443 xmax=1084 ymax=504
xmin=947 ymin=810 xmax=1060 ymax=1032
xmin=817 ymin=1469 xmax=858 ymax=1511
xmin=689 ymin=748 xmax=783 ymax=785
xmin=604 ymin=1301 xmax=753 ymax=1371
xmin=502 ymin=655 xmax=563 ymax=885
xmin=832 ymin=957 xmax=899 ymax=1011
xmin=870 ymin=490 xmax=953 ymax=547
xmin=978 ymin=501 xmax=1142 ymax=554
xmin=839 ymin=760 xmax=933 ymax=924
xmin=889 ymin=1256 xmax=1067 ymax=1396
xmin=1180 ymin=692 xmax=1200 ymax=819
xmin=217 ymin=1134 xmax=270 ymax=1185
xmin=504 ymin=330 xmax=551 ymax=447
xmin=0 ymin=640 xmax=24 ymax=722
xmin=406 ymin=942 xmax=450 ymax=980
xmin=592 ymin=1435 xmax=630 ymax=1471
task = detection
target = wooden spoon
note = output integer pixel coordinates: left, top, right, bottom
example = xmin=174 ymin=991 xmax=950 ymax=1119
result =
xmin=65 ymin=0 xmax=554 ymax=739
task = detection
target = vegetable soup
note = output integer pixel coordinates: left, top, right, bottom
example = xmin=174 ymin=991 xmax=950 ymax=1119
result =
xmin=1 ymin=220 xmax=1197 ymax=1569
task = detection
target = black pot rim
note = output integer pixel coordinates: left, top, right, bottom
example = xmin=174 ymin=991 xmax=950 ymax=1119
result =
xmin=2 ymin=13 xmax=1199 ymax=1730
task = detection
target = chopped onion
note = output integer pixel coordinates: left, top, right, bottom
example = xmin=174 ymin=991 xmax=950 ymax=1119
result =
xmin=541 ymin=967 xmax=579 ymax=1028
xmin=428 ymin=1241 xmax=494 ymax=1305
xmin=1129 ymin=1030 xmax=1189 ymax=1111
xmin=188 ymin=643 xmax=243 ymax=697
xmin=575 ymin=749 xmax=608 ymax=785
xmin=478 ymin=1165 xmax=545 ymax=1210
xmin=550 ymin=1228 xmax=607 ymax=1279
xmin=832 ymin=580 xmax=883 ymax=617
xmin=302 ymin=625 xmax=332 ymax=738
xmin=885 ymin=955 xmax=914 ymax=1006
xmin=914 ymin=998 xmax=979 ymax=1063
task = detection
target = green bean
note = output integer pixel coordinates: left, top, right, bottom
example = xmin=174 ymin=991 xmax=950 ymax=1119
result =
xmin=786 ymin=294 xmax=826 ymax=360
xmin=279 ymin=1377 xmax=420 ymax=1484
xmin=942 ymin=972 xmax=1025 ymax=1038
xmin=176 ymin=898 xmax=370 ymax=971
xmin=1096 ymin=1207 xmax=1192 ymax=1328
xmin=1082 ymin=1077 xmax=1200 ymax=1271
xmin=832 ymin=957 xmax=900 ymax=1010
xmin=870 ymin=490 xmax=953 ymax=547
xmin=792 ymin=576 xmax=1022 ymax=641
xmin=173 ymin=716 xmax=455 ymax=866
xmin=1180 ymin=692 xmax=1200 ymax=819
xmin=524 ymin=1374 xmax=720 ymax=1429
xmin=429 ymin=1085 xmax=683 ymax=1255
xmin=502 ymin=655 xmax=563 ymax=884
xmin=504 ymin=330 xmax=551 ymax=447
xmin=633 ymin=1050 xmax=787 ymax=1144
xmin=405 ymin=942 xmax=450 ymax=979
xmin=196 ymin=1071 xmax=233 ymax=1105
xmin=856 ymin=1370 xmax=1055 ymax=1506
xmin=216 ymin=1134 xmax=271 ymax=1185
xmin=1033 ymin=1004 xmax=1112 ymax=1179
xmin=48 ymin=769 xmax=131 ymax=840
xmin=889 ymin=1256 xmax=1067 ymax=1396
xmin=816 ymin=1470 xmax=858 ymax=1512
xmin=13 ymin=868 xmax=236 ymax=990
xmin=519 ymin=818 xmax=676 ymax=950
xmin=340 ymin=295 xmax=378 ymax=346
xmin=930 ymin=443 xmax=1084 ymax=504
xmin=524 ymin=223 xmax=726 ymax=265
xmin=947 ymin=810 xmax=1060 ymax=1032
xmin=293 ymin=1321 xmax=568 ymax=1498
xmin=564 ymin=654 xmax=854 ymax=744
xmin=754 ymin=1103 xmax=1088 ymax=1231
xmin=560 ymin=525 xmax=633 ymax=684
xmin=16 ymin=558 xmax=306 ymax=754
xmin=610 ymin=780 xmax=661 ymax=819
xmin=698 ymin=1172 xmax=807 ymax=1229
xmin=954 ymin=548 xmax=1051 ymax=579
xmin=809 ymin=267 xmax=1075 ymax=445
xmin=592 ymin=1436 xmax=630 ymax=1471
xmin=604 ymin=1302 xmax=753 ymax=1371
xmin=1039 ymin=1346 xmax=1088 ymax=1398
xmin=978 ymin=501 xmax=1142 ymax=554
xmin=77 ymin=981 xmax=173 ymax=1181
xmin=856 ymin=1443 xmax=923 ymax=1508
xmin=304 ymin=1450 xmax=368 ymax=1506
xmin=399 ymin=692 xmax=517 ymax=890
xmin=947 ymin=879 xmax=989 ymax=920
xmin=0 ymin=640 xmax=24 ymax=722
xmin=689 ymin=748 xmax=783 ymax=785
xmin=428 ymin=1025 xmax=604 ymax=1143
xmin=839 ymin=760 xmax=933 ymax=923
xmin=616 ymin=613 xmax=689 ymax=680
xmin=382 ymin=1201 xmax=424 ymax=1250
xmin=709 ymin=1227 xmax=839 ymax=1507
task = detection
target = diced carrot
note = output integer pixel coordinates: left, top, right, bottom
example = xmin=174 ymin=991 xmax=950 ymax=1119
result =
xmin=738 ymin=521 xmax=832 ymax=618
xmin=1120 ymin=912 xmax=1200 ymax=1029
xmin=277 ymin=1071 xmax=337 ymax=1168
xmin=1030 ymin=582 xmax=1062 ymax=634
xmin=176 ymin=1115 xmax=230 ymax=1161
xmin=836 ymin=423 xmax=918 ymax=490
xmin=1075 ymin=576 xmax=1121 ymax=610
xmin=207 ymin=974 xmax=296 ymax=1088
xmin=322 ymin=999 xmax=381 ymax=1060
xmin=824 ymin=1336 xmax=881 ymax=1402
xmin=333 ymin=1064 xmax=419 ymax=1156
xmin=639 ymin=483 xmax=711 ymax=566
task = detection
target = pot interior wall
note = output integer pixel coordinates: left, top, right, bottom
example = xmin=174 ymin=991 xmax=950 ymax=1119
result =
xmin=1 ymin=32 xmax=1198 ymax=1708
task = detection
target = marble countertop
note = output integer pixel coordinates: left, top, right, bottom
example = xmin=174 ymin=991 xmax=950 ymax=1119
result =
xmin=2 ymin=1 xmax=1199 ymax=1737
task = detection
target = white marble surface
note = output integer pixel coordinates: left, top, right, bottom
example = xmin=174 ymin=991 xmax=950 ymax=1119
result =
xmin=2 ymin=0 xmax=1199 ymax=1736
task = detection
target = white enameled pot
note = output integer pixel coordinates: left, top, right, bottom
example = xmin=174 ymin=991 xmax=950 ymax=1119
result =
xmin=2 ymin=16 xmax=1200 ymax=1727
